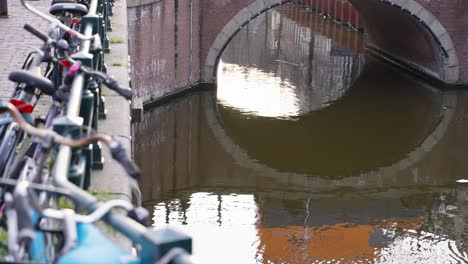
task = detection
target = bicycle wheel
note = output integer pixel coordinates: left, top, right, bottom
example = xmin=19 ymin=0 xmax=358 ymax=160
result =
xmin=0 ymin=123 xmax=23 ymax=178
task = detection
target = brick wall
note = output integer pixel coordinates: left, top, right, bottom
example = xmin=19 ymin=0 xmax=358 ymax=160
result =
xmin=198 ymin=0 xmax=467 ymax=84
xmin=128 ymin=0 xmax=468 ymax=104
xmin=416 ymin=0 xmax=468 ymax=82
xmin=199 ymin=0 xmax=256 ymax=74
xmin=128 ymin=0 xmax=200 ymax=103
xmin=175 ymin=0 xmax=200 ymax=87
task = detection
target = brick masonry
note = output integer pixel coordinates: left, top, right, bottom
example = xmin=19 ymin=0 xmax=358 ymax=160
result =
xmin=128 ymin=0 xmax=468 ymax=104
xmin=415 ymin=0 xmax=468 ymax=83
xmin=127 ymin=0 xmax=200 ymax=103
xmin=0 ymin=0 xmax=50 ymax=114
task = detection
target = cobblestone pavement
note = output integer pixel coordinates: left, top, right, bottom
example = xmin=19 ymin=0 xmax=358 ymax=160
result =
xmin=0 ymin=0 xmax=51 ymax=114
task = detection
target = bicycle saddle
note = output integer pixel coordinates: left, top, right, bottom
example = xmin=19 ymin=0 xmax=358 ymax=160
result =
xmin=49 ymin=3 xmax=88 ymax=17
xmin=8 ymin=70 xmax=56 ymax=96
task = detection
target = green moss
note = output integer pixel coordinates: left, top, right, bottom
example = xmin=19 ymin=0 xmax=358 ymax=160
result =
xmin=58 ymin=197 xmax=75 ymax=210
xmin=0 ymin=228 xmax=8 ymax=256
xmin=109 ymin=38 xmax=124 ymax=44
xmin=88 ymin=189 xmax=113 ymax=196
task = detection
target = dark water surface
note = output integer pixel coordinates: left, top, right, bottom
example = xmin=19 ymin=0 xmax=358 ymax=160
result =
xmin=134 ymin=5 xmax=468 ymax=264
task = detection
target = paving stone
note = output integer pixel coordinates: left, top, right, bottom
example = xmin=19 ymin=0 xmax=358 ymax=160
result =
xmin=0 ymin=0 xmax=50 ymax=115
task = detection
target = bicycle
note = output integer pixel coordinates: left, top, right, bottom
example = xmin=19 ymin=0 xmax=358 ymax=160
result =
xmin=0 ymin=0 xmax=195 ymax=262
xmin=0 ymin=101 xmax=194 ymax=263
xmin=0 ymin=29 xmax=57 ymax=179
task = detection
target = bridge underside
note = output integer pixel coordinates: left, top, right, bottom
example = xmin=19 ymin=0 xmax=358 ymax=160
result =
xmin=349 ymin=0 xmax=458 ymax=84
xmin=203 ymin=0 xmax=460 ymax=86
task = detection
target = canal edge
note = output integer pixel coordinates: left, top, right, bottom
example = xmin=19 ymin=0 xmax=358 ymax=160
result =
xmin=90 ymin=0 xmax=137 ymax=208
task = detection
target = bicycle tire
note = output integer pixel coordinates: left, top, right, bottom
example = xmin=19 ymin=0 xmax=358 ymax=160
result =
xmin=0 ymin=123 xmax=23 ymax=178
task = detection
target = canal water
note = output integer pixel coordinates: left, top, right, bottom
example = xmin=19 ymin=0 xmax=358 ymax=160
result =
xmin=134 ymin=4 xmax=468 ymax=264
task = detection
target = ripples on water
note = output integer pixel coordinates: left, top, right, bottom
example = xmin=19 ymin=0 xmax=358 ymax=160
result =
xmin=150 ymin=191 xmax=468 ymax=263
xmin=134 ymin=4 xmax=468 ymax=264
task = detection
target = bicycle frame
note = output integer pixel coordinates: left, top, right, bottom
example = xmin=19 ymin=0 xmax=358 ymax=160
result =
xmin=1 ymin=0 xmax=194 ymax=262
xmin=0 ymin=49 xmax=51 ymax=178
xmin=51 ymin=146 xmax=192 ymax=263
xmin=8 ymin=178 xmax=140 ymax=264
xmin=41 ymin=0 xmax=165 ymax=258
xmin=4 ymin=177 xmax=142 ymax=264
xmin=20 ymin=0 xmax=92 ymax=41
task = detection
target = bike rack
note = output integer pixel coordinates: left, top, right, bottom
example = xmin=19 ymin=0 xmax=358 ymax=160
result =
xmin=48 ymin=0 xmax=194 ymax=262
xmin=52 ymin=0 xmax=109 ymax=184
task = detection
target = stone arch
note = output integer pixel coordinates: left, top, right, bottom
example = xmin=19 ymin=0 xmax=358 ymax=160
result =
xmin=202 ymin=0 xmax=290 ymax=82
xmin=202 ymin=0 xmax=460 ymax=84
xmin=348 ymin=0 xmax=459 ymax=83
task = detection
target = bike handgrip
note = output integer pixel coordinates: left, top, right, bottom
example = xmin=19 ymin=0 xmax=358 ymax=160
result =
xmin=24 ymin=24 xmax=48 ymax=42
xmin=119 ymin=156 xmax=141 ymax=179
xmin=109 ymin=141 xmax=141 ymax=179
xmin=113 ymin=86 xmax=133 ymax=100
xmin=104 ymin=78 xmax=133 ymax=100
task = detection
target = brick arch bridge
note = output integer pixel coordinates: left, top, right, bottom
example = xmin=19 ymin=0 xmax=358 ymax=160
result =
xmin=202 ymin=0 xmax=462 ymax=85
xmin=127 ymin=0 xmax=468 ymax=104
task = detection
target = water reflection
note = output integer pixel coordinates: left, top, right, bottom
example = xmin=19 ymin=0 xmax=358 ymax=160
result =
xmin=134 ymin=89 xmax=468 ymax=263
xmin=217 ymin=6 xmax=365 ymax=117
xmin=153 ymin=193 xmax=260 ymax=263
xmin=134 ymin=4 xmax=468 ymax=264
xmin=147 ymin=189 xmax=468 ymax=263
xmin=218 ymin=56 xmax=444 ymax=176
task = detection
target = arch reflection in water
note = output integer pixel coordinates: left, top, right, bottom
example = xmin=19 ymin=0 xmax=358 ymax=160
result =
xmin=134 ymin=86 xmax=468 ymax=263
xmin=217 ymin=56 xmax=445 ymax=176
xmin=217 ymin=6 xmax=365 ymax=118
xmin=133 ymin=4 xmax=468 ymax=264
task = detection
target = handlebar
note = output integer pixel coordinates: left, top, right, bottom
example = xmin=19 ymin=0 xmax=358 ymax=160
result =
xmin=20 ymin=0 xmax=94 ymax=41
xmin=0 ymin=100 xmax=112 ymax=147
xmin=22 ymin=23 xmax=134 ymax=100
xmin=0 ymin=101 xmax=140 ymax=178
xmin=86 ymin=70 xmax=133 ymax=100
xmin=109 ymin=141 xmax=141 ymax=179
xmin=8 ymin=2 xmax=194 ymax=263
xmin=23 ymin=24 xmax=48 ymax=43
xmin=42 ymin=199 xmax=133 ymax=224
xmin=71 ymin=61 xmax=134 ymax=100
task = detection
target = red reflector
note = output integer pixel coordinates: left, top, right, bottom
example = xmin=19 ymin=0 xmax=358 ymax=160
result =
xmin=10 ymin=99 xmax=34 ymax=113
xmin=61 ymin=60 xmax=72 ymax=68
